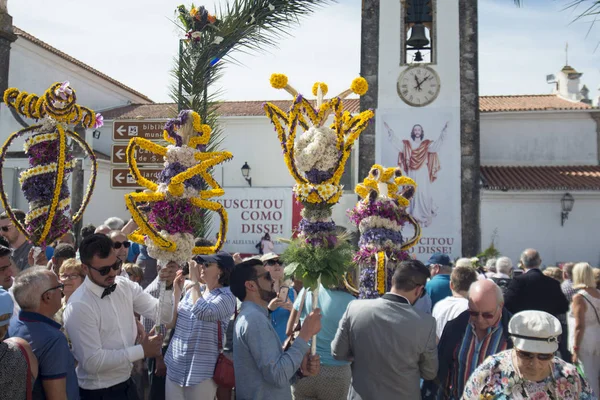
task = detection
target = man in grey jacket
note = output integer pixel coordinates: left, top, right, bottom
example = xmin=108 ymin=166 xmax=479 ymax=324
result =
xmin=331 ymin=259 xmax=438 ymax=400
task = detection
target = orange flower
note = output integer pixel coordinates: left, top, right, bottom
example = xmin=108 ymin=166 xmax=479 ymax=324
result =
xmin=207 ymin=14 xmax=216 ymax=23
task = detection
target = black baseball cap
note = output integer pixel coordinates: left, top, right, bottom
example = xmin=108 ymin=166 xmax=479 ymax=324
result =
xmin=195 ymin=251 xmax=235 ymax=272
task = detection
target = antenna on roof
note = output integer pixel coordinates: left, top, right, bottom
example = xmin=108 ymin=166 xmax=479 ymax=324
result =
xmin=565 ymin=42 xmax=569 ymax=66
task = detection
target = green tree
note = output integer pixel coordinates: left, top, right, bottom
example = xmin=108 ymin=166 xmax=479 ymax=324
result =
xmin=513 ymin=1 xmax=600 ymax=21
xmin=171 ymin=0 xmax=331 ymax=237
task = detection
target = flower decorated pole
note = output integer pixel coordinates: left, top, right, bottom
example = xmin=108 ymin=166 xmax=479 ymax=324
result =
xmin=0 ymin=82 xmax=101 ymax=248
xmin=124 ymin=110 xmax=232 ymax=331
xmin=264 ymin=74 xmax=374 ymax=354
xmin=346 ymin=165 xmax=422 ymax=298
xmin=171 ymin=1 xmax=331 ymax=238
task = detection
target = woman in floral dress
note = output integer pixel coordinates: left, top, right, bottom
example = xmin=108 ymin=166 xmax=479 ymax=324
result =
xmin=462 ymin=310 xmax=596 ymax=400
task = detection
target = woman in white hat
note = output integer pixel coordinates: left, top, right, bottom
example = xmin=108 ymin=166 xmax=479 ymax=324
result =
xmin=462 ymin=310 xmax=595 ymax=399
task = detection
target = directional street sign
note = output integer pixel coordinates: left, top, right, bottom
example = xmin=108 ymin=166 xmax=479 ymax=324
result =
xmin=110 ymin=168 xmax=162 ymax=189
xmin=111 ymin=145 xmax=164 ymax=165
xmin=112 ymin=121 xmax=164 ymax=141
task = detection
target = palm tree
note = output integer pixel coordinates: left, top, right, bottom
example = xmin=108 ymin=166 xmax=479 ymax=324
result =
xmin=170 ymin=0 xmax=331 ymax=238
xmin=513 ymin=1 xmax=600 ymax=21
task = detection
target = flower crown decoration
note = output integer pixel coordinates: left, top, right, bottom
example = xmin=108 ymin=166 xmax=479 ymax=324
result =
xmin=346 ymin=164 xmax=421 ymax=298
xmin=124 ymin=110 xmax=232 ymax=264
xmin=0 ymin=82 xmax=100 ymax=247
xmin=177 ymin=4 xmax=220 ymax=43
xmin=263 ymin=74 xmax=373 ymax=290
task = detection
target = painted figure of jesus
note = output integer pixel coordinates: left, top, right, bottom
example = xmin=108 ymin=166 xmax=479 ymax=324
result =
xmin=384 ymin=121 xmax=448 ymax=227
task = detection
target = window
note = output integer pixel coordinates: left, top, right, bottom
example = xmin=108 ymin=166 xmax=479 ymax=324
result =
xmin=401 ymin=0 xmax=435 ymax=65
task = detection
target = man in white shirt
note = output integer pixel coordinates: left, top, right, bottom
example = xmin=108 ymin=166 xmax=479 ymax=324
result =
xmin=431 ymin=266 xmax=478 ymax=339
xmin=64 ymin=234 xmax=177 ymax=400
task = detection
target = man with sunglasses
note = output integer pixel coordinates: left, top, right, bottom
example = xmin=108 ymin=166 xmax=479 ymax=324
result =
xmin=0 ymin=210 xmax=33 ymax=272
xmin=230 ymin=258 xmax=322 ymax=400
xmin=10 ymin=267 xmax=79 ymax=399
xmin=64 ymin=234 xmax=177 ymax=400
xmin=433 ymin=279 xmax=512 ymax=400
xmin=332 ymin=259 xmax=437 ymax=400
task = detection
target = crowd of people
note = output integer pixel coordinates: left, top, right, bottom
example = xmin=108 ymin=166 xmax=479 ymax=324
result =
xmin=0 ymin=209 xmax=599 ymax=399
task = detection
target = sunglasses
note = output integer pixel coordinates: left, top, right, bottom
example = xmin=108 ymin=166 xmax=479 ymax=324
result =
xmin=254 ymin=271 xmax=272 ymax=282
xmin=86 ymin=259 xmax=123 ymax=276
xmin=0 ymin=226 xmax=11 ymax=232
xmin=113 ymin=241 xmax=131 ymax=249
xmin=468 ymin=308 xmax=498 ymax=319
xmin=515 ymin=349 xmax=553 ymax=361
xmin=42 ymin=283 xmax=64 ymax=297
xmin=60 ymin=274 xmax=83 ymax=281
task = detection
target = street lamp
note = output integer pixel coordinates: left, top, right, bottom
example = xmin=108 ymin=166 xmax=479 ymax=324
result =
xmin=241 ymin=162 xmax=252 ymax=187
xmin=561 ymin=193 xmax=574 ymax=226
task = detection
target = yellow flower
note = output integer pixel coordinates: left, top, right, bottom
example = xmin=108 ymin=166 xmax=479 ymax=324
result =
xmin=190 ymin=7 xmax=198 ymax=17
xmin=350 ymin=77 xmax=369 ymax=96
xmin=201 ymin=124 xmax=211 ymax=136
xmin=311 ymin=82 xmax=328 ymax=96
xmin=270 ymin=73 xmax=288 ymax=89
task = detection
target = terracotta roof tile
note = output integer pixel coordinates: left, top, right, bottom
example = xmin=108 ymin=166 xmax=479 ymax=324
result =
xmin=481 ymin=166 xmax=600 ymax=191
xmin=13 ymin=27 xmax=153 ymax=104
xmin=479 ymin=95 xmax=593 ymax=112
xmin=101 ymin=95 xmax=596 ymax=120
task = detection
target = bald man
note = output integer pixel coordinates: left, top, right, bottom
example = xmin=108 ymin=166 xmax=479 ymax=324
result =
xmin=428 ymin=280 xmax=513 ymax=400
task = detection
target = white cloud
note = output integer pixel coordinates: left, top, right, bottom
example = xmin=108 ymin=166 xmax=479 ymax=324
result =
xmin=8 ymin=0 xmax=599 ymax=102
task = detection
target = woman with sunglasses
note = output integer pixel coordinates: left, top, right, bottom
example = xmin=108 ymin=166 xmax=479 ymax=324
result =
xmin=463 ymin=310 xmax=595 ymax=399
xmin=261 ymin=253 xmax=295 ymax=343
xmin=54 ymin=259 xmax=86 ymax=340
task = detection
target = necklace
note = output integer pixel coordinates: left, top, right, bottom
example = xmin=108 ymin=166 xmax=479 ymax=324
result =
xmin=512 ymin=350 xmax=557 ymax=399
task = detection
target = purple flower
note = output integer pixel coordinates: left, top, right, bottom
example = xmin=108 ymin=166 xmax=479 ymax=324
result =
xmin=358 ymin=228 xmax=404 ymax=247
xmin=304 ymin=168 xmax=334 ymax=184
xmin=157 ymin=162 xmax=204 ymax=190
xmin=93 ymin=114 xmax=104 ymax=129
xmin=22 ymin=173 xmax=70 ymax=203
xmin=298 ymin=219 xmax=336 ymax=235
xmin=147 ymin=199 xmax=203 ymax=235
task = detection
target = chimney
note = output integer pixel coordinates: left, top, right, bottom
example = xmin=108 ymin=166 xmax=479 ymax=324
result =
xmin=553 ymin=65 xmax=584 ymax=102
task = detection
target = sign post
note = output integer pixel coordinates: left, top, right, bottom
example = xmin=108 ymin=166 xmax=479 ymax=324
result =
xmin=110 ymin=168 xmax=162 ymax=189
xmin=111 ymin=145 xmax=164 ymax=165
xmin=112 ymin=121 xmax=165 ymax=141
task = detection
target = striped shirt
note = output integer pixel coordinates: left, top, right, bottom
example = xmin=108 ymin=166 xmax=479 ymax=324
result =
xmin=448 ymin=320 xmax=508 ymax=399
xmin=561 ymin=279 xmax=577 ymax=303
xmin=164 ymin=286 xmax=236 ymax=387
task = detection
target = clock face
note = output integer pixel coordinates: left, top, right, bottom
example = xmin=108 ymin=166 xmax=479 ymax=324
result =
xmin=397 ymin=66 xmax=441 ymax=107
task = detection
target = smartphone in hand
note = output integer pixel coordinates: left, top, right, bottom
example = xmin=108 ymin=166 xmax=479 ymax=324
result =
xmin=278 ymin=286 xmax=290 ymax=302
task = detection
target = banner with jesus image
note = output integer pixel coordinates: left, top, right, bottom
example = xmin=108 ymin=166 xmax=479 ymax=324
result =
xmin=376 ymin=108 xmax=462 ymax=261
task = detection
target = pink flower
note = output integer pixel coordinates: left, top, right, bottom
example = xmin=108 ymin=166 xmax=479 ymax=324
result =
xmin=529 ymin=392 xmax=550 ymax=400
xmin=556 ymin=378 xmax=570 ymax=396
xmin=93 ymin=113 xmax=104 ymax=128
xmin=55 ymin=81 xmax=72 ymax=100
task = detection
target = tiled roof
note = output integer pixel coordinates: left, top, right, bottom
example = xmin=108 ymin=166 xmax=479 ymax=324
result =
xmin=481 ymin=166 xmax=600 ymax=191
xmin=13 ymin=27 xmax=153 ymax=104
xmin=479 ymin=95 xmax=593 ymax=112
xmin=101 ymin=95 xmax=596 ymax=120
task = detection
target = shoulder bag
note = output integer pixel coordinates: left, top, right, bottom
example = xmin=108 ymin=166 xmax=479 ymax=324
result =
xmin=282 ymin=289 xmax=307 ymax=351
xmin=213 ymin=303 xmax=237 ymax=389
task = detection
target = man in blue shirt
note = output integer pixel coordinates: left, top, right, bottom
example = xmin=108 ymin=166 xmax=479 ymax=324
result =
xmin=425 ymin=253 xmax=453 ymax=309
xmin=9 ymin=267 xmax=79 ymax=400
xmin=230 ymin=259 xmax=322 ymax=400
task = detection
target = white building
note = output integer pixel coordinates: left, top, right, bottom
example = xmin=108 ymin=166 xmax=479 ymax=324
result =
xmin=1 ymin=28 xmax=599 ymax=265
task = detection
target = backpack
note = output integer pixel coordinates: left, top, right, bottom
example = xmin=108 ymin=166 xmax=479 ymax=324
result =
xmin=491 ymin=277 xmax=511 ymax=294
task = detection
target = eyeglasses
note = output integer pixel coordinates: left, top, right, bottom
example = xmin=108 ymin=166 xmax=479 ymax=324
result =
xmin=468 ymin=307 xmax=498 ymax=319
xmin=86 ymin=259 xmax=122 ymax=276
xmin=515 ymin=349 xmax=553 ymax=361
xmin=113 ymin=241 xmax=131 ymax=250
xmin=42 ymin=283 xmax=64 ymax=297
xmin=265 ymin=260 xmax=282 ymax=266
xmin=60 ymin=274 xmax=83 ymax=281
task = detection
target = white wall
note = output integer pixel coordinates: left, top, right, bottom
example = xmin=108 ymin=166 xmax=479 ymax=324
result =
xmin=481 ymin=112 xmax=598 ymax=165
xmin=481 ymin=191 xmax=600 ymax=266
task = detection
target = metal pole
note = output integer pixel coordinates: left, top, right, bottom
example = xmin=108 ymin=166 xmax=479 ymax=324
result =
xmin=178 ymin=39 xmax=184 ymax=112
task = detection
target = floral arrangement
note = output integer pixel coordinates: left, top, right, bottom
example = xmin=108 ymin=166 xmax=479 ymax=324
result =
xmin=346 ymin=165 xmax=421 ymax=298
xmin=264 ymin=73 xmax=373 ymax=290
xmin=124 ymin=110 xmax=232 ymax=264
xmin=0 ymin=82 xmax=100 ymax=247
xmin=176 ymin=4 xmax=221 ymax=43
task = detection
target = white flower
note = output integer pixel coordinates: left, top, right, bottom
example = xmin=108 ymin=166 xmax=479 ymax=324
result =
xmin=191 ymin=31 xmax=202 ymax=40
xmin=146 ymin=231 xmax=195 ymax=264
xmin=294 ymin=126 xmax=338 ymax=173
xmin=213 ymin=36 xmax=224 ymax=45
xmin=470 ymin=257 xmax=479 ymax=263
xmin=165 ymin=145 xmax=198 ymax=167
xmin=268 ymin=3 xmax=275 ymax=11
xmin=359 ymin=216 xmax=402 ymax=234
xmin=156 ymin=183 xmax=199 ymax=199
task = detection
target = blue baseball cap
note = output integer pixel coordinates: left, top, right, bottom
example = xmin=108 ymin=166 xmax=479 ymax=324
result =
xmin=426 ymin=253 xmax=452 ymax=267
xmin=0 ymin=288 xmax=14 ymax=326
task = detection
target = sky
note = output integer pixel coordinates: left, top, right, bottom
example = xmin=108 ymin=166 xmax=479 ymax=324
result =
xmin=8 ymin=0 xmax=600 ymax=103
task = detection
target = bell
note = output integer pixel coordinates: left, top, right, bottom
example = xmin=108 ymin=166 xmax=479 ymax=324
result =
xmin=413 ymin=51 xmax=423 ymax=62
xmin=406 ymin=23 xmax=430 ymax=49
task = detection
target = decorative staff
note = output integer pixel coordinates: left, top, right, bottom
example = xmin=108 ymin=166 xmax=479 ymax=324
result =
xmin=264 ymin=73 xmax=373 ymax=353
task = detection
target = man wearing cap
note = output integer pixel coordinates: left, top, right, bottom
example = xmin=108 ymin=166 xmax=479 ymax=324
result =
xmin=164 ymin=251 xmax=237 ymax=399
xmin=432 ymin=279 xmax=513 ymax=400
xmin=9 ymin=267 xmax=79 ymax=399
xmin=425 ymin=253 xmax=453 ymax=309
xmin=463 ymin=310 xmax=594 ymax=398
xmin=332 ymin=259 xmax=437 ymax=399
